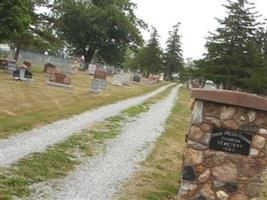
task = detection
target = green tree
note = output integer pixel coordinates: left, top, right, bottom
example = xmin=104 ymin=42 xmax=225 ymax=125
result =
xmin=53 ymin=0 xmax=144 ymax=69
xmin=134 ymin=27 xmax=163 ymax=76
xmin=0 ymin=0 xmax=31 ymax=42
xmin=163 ymin=22 xmax=183 ymax=81
xmin=202 ymin=0 xmax=266 ymax=93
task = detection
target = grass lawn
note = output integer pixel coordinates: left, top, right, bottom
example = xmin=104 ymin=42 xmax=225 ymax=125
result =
xmin=0 ymin=68 xmax=167 ymax=138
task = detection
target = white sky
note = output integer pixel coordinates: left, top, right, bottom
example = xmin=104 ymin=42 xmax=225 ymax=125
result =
xmin=132 ymin=0 xmax=267 ymax=60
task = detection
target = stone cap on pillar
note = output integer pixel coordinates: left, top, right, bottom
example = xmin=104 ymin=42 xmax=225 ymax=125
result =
xmin=191 ymin=89 xmax=267 ymax=112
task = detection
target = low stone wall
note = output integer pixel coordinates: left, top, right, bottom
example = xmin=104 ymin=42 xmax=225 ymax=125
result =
xmin=178 ymin=89 xmax=267 ymax=200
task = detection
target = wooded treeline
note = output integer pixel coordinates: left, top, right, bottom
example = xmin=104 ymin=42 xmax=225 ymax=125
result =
xmin=181 ymin=0 xmax=267 ymax=95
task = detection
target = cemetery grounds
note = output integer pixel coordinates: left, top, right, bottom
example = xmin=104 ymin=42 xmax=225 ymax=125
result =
xmin=0 ymin=68 xmax=167 ymax=138
xmin=0 ymin=66 xmax=266 ymax=199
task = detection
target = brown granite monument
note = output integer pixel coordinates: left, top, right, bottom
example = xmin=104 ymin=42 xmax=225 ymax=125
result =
xmin=178 ymin=89 xmax=267 ymax=200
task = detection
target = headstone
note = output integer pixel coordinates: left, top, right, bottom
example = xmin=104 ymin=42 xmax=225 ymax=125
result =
xmin=178 ymin=89 xmax=267 ymax=200
xmin=112 ymin=75 xmax=123 ymax=86
xmin=0 ymin=59 xmax=9 ymax=69
xmin=133 ymin=72 xmax=141 ymax=83
xmin=7 ymin=60 xmax=18 ymax=72
xmin=43 ymin=63 xmax=57 ymax=74
xmin=88 ymin=64 xmax=97 ymax=75
xmin=90 ymin=79 xmax=107 ymax=93
xmin=122 ymin=73 xmax=130 ymax=86
xmin=47 ymin=72 xmax=72 ymax=88
xmin=13 ymin=64 xmax=33 ymax=82
xmin=94 ymin=68 xmax=107 ymax=80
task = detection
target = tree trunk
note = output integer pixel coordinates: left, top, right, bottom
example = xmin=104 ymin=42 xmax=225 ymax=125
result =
xmin=14 ymin=43 xmax=21 ymax=61
xmin=83 ymin=48 xmax=96 ymax=71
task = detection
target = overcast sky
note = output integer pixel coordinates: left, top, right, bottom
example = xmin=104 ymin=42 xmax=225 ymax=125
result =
xmin=132 ymin=0 xmax=267 ymax=60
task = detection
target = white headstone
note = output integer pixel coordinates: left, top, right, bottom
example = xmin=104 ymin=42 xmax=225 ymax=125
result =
xmin=112 ymin=75 xmax=123 ymax=86
xmin=88 ymin=64 xmax=97 ymax=75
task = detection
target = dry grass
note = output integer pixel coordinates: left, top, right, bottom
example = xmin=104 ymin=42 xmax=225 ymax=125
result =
xmin=0 ymin=69 xmax=167 ymax=138
xmin=118 ymin=87 xmax=192 ymax=200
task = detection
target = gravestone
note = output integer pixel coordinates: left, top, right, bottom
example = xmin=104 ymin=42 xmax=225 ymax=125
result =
xmin=178 ymin=89 xmax=267 ymax=200
xmin=13 ymin=63 xmax=33 ymax=82
xmin=112 ymin=75 xmax=123 ymax=86
xmin=47 ymin=72 xmax=72 ymax=88
xmin=43 ymin=63 xmax=57 ymax=74
xmin=0 ymin=59 xmax=9 ymax=69
xmin=94 ymin=68 xmax=107 ymax=80
xmin=7 ymin=60 xmax=18 ymax=72
xmin=122 ymin=73 xmax=130 ymax=86
xmin=88 ymin=64 xmax=97 ymax=75
xmin=90 ymin=78 xmax=107 ymax=93
xmin=132 ymin=72 xmax=141 ymax=83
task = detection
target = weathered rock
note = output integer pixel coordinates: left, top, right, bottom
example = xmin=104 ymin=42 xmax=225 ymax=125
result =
xmin=252 ymin=135 xmax=266 ymax=149
xmin=199 ymin=169 xmax=211 ymax=183
xmin=200 ymin=123 xmax=211 ymax=132
xmin=248 ymin=111 xmax=256 ymax=122
xmin=189 ymin=126 xmax=203 ymax=141
xmin=213 ymin=152 xmax=227 ymax=166
xmin=246 ymin=182 xmax=262 ymax=197
xmin=203 ymin=102 xmax=220 ymax=117
xmin=259 ymin=128 xmax=267 ymax=135
xmin=220 ymin=106 xmax=236 ymax=121
xmin=194 ymin=195 xmax=207 ymax=200
xmin=213 ymin=180 xmax=225 ymax=188
xmin=192 ymin=100 xmax=203 ymax=124
xmin=250 ymin=148 xmax=259 ymax=156
xmin=239 ymin=123 xmax=259 ymax=133
xmin=184 ymin=148 xmax=203 ymax=165
xmin=195 ymin=164 xmax=205 ymax=175
xmin=200 ymin=183 xmax=215 ymax=200
xmin=212 ymin=162 xmax=238 ymax=182
xmin=182 ymin=165 xmax=196 ymax=181
xmin=205 ymin=117 xmax=221 ymax=127
xmin=200 ymin=133 xmax=211 ymax=145
xmin=222 ymin=120 xmax=239 ymax=130
xmin=229 ymin=193 xmax=248 ymax=200
xmin=179 ymin=182 xmax=198 ymax=197
xmin=239 ymin=159 xmax=261 ymax=177
xmin=224 ymin=182 xmax=238 ymax=193
xmin=216 ymin=190 xmax=228 ymax=200
xmin=188 ymin=140 xmax=207 ymax=150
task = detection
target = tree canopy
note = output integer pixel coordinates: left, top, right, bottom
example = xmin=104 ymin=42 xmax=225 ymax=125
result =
xmin=193 ymin=0 xmax=267 ymax=94
xmin=163 ymin=22 xmax=183 ymax=80
xmin=133 ymin=27 xmax=163 ymax=76
xmin=0 ymin=0 xmax=31 ymax=42
xmin=53 ymin=0 xmax=144 ymax=68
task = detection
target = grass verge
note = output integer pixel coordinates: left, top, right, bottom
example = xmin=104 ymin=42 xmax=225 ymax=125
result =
xmin=0 ymin=70 xmax=167 ymax=138
xmin=118 ymin=87 xmax=192 ymax=200
xmin=0 ymin=84 xmax=174 ymax=200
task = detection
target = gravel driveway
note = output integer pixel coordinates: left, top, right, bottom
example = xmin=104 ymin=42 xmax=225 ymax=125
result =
xmin=27 ymin=85 xmax=181 ymax=200
xmin=0 ymin=84 xmax=174 ymax=166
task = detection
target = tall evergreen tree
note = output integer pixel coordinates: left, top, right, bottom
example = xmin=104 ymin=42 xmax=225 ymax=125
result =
xmin=164 ymin=22 xmax=183 ymax=81
xmin=204 ymin=0 xmax=265 ymax=93
xmin=134 ymin=27 xmax=163 ymax=76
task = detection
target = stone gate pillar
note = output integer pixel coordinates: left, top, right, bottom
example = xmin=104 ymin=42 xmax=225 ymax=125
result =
xmin=178 ymin=89 xmax=267 ymax=200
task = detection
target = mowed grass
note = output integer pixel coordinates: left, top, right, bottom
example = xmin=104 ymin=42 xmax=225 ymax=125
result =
xmin=0 ymin=69 xmax=167 ymax=138
xmin=119 ymin=87 xmax=192 ymax=200
xmin=0 ymin=85 xmax=174 ymax=200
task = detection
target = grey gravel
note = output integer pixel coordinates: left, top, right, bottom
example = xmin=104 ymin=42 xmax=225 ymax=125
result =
xmin=0 ymin=84 xmax=174 ymax=167
xmin=26 ymin=85 xmax=181 ymax=200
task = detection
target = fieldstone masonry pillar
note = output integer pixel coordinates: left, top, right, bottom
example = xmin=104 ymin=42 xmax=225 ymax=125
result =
xmin=178 ymin=89 xmax=267 ymax=200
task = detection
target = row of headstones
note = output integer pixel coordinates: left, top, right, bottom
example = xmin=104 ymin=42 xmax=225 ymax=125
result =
xmin=89 ymin=64 xmax=141 ymax=93
xmin=0 ymin=59 xmax=34 ymax=82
